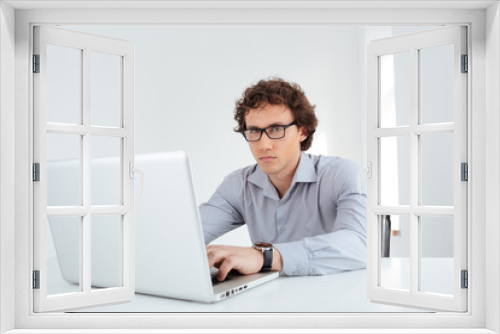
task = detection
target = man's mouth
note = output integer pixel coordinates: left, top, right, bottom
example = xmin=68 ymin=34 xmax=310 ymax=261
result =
xmin=259 ymin=156 xmax=276 ymax=162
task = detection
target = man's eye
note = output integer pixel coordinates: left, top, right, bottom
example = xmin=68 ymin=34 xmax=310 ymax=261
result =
xmin=249 ymin=129 xmax=260 ymax=134
xmin=270 ymin=126 xmax=282 ymax=132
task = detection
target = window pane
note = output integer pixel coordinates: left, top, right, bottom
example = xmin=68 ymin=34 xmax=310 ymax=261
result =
xmin=91 ymin=136 xmax=121 ymax=205
xmin=380 ymin=136 xmax=410 ymax=206
xmin=380 ymin=215 xmax=410 ymax=291
xmin=91 ymin=215 xmax=122 ymax=290
xmin=380 ymin=52 xmax=410 ymax=128
xmin=91 ymin=51 xmax=121 ymax=128
xmin=47 ymin=216 xmax=81 ymax=295
xmin=420 ymin=44 xmax=454 ymax=124
xmin=420 ymin=216 xmax=454 ymax=296
xmin=47 ymin=133 xmax=81 ymax=206
xmin=46 ymin=44 xmax=82 ymax=125
xmin=421 ymin=133 xmax=454 ymax=206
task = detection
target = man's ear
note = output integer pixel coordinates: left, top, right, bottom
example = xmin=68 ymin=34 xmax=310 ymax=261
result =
xmin=299 ymin=126 xmax=308 ymax=142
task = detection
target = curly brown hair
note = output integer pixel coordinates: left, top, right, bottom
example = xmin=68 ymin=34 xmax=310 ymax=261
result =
xmin=234 ymin=78 xmax=318 ymax=151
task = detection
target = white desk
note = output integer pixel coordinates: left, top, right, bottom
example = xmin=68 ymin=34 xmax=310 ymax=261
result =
xmin=44 ymin=256 xmax=456 ymax=313
xmin=76 ymin=267 xmax=425 ymax=313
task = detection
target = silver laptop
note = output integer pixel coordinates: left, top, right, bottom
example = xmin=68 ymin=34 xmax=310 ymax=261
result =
xmin=48 ymin=151 xmax=279 ymax=303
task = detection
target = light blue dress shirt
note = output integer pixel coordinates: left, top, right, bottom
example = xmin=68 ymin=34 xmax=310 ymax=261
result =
xmin=199 ymin=152 xmax=367 ymax=276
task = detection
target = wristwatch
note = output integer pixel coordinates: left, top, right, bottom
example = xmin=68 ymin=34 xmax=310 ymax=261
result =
xmin=253 ymin=242 xmax=273 ymax=272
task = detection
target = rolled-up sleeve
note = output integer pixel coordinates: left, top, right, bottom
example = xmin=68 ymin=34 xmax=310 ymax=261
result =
xmin=275 ymin=230 xmax=366 ymax=276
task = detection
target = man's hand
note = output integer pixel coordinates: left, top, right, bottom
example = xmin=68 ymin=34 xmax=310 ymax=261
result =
xmin=206 ymin=245 xmax=282 ymax=281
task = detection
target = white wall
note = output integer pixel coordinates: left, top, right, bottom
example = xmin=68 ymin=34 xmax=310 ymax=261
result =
xmin=0 ymin=2 xmax=16 ymax=332
xmin=486 ymin=3 xmax=500 ymax=331
xmin=48 ymin=25 xmax=453 ymax=256
xmin=45 ymin=24 xmax=368 ymax=250
xmin=56 ymin=25 xmax=366 ymax=204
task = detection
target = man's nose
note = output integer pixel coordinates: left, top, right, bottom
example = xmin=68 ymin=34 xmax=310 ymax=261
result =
xmin=258 ymin=133 xmax=273 ymax=150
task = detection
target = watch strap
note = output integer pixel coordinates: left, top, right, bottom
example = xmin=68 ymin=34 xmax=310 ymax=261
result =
xmin=254 ymin=243 xmax=273 ymax=272
xmin=261 ymin=247 xmax=273 ymax=272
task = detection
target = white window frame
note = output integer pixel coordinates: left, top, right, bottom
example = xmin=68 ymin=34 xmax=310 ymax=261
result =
xmin=366 ymin=26 xmax=468 ymax=312
xmin=1 ymin=1 xmax=498 ymax=333
xmin=32 ymin=25 xmax=135 ymax=312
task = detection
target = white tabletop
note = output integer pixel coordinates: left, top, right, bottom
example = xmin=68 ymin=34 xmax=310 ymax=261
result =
xmin=78 ymin=266 xmax=426 ymax=313
xmin=40 ymin=256 xmax=457 ymax=313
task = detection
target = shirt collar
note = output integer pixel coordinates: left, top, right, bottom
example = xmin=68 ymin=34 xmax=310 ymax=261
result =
xmin=248 ymin=152 xmax=317 ymax=199
xmin=291 ymin=152 xmax=318 ymax=184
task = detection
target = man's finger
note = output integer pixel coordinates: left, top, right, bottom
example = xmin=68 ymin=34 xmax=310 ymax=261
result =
xmin=207 ymin=248 xmax=226 ymax=268
xmin=217 ymin=256 xmax=236 ymax=281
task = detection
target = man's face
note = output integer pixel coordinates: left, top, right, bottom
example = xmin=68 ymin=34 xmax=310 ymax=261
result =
xmin=244 ymin=104 xmax=307 ymax=180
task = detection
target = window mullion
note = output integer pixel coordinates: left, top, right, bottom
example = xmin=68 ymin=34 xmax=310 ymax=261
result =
xmin=121 ymin=51 xmax=134 ymax=292
xmin=81 ymin=131 xmax=91 ymax=294
xmin=82 ymin=47 xmax=91 ymax=295
xmin=45 ymin=124 xmax=131 ymax=137
xmin=410 ymin=47 xmax=420 ymax=295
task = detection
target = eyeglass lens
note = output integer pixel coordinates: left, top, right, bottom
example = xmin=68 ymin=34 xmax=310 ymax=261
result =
xmin=244 ymin=125 xmax=286 ymax=141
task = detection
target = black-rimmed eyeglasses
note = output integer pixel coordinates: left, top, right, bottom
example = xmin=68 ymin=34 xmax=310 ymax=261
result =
xmin=240 ymin=121 xmax=297 ymax=142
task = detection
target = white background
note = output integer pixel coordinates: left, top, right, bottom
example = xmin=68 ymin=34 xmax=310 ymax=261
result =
xmin=45 ymin=25 xmax=453 ymax=274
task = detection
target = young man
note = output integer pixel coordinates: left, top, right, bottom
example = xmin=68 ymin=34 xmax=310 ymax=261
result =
xmin=199 ymin=78 xmax=366 ymax=281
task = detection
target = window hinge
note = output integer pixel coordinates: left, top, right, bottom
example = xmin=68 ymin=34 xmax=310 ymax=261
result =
xmin=33 ymin=163 xmax=40 ymax=182
xmin=33 ymin=54 xmax=40 ymax=73
xmin=461 ymin=54 xmax=468 ymax=73
xmin=461 ymin=270 xmax=468 ymax=289
xmin=461 ymin=162 xmax=468 ymax=182
xmin=33 ymin=270 xmax=40 ymax=289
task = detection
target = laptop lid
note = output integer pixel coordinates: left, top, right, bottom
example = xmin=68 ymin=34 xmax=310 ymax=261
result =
xmin=133 ymin=151 xmax=214 ymax=302
xmin=49 ymin=151 xmax=278 ymax=303
xmin=48 ymin=151 xmax=215 ymax=302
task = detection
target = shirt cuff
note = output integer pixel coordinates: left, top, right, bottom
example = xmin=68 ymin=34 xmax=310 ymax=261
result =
xmin=273 ymin=241 xmax=309 ymax=276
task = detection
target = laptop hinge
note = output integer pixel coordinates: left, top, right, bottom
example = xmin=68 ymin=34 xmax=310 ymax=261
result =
xmin=33 ymin=270 xmax=40 ymax=289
